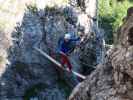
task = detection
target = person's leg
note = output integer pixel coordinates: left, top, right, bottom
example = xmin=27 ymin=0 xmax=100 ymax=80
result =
xmin=60 ymin=54 xmax=72 ymax=71
xmin=61 ymin=54 xmax=66 ymax=66
xmin=65 ymin=58 xmax=72 ymax=71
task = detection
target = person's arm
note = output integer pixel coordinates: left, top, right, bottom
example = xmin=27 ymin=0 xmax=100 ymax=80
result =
xmin=65 ymin=37 xmax=80 ymax=54
xmin=70 ymin=37 xmax=80 ymax=41
xmin=57 ymin=42 xmax=67 ymax=56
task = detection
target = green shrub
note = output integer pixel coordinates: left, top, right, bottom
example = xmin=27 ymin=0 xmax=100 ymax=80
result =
xmin=57 ymin=79 xmax=72 ymax=98
xmin=27 ymin=5 xmax=38 ymax=14
xmin=98 ymin=0 xmax=133 ymax=44
xmin=23 ymin=83 xmax=48 ymax=100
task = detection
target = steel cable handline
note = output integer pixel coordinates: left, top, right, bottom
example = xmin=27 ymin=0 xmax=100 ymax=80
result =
xmin=33 ymin=46 xmax=86 ymax=80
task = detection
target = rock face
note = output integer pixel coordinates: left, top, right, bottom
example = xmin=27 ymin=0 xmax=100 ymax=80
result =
xmin=0 ymin=0 xmax=102 ymax=99
xmin=0 ymin=6 xmax=73 ymax=99
xmin=0 ymin=0 xmax=31 ymax=77
xmin=69 ymin=7 xmax=133 ymax=100
xmin=0 ymin=2 xmax=82 ymax=100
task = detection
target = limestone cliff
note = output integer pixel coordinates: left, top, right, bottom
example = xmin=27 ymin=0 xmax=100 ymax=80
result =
xmin=0 ymin=0 xmax=31 ymax=77
xmin=0 ymin=0 xmax=101 ymax=99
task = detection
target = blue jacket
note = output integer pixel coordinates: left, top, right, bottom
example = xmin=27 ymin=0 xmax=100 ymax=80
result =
xmin=57 ymin=37 xmax=80 ymax=54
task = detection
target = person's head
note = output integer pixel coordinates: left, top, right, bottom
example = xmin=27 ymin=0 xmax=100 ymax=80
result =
xmin=78 ymin=31 xmax=84 ymax=37
xmin=64 ymin=34 xmax=71 ymax=42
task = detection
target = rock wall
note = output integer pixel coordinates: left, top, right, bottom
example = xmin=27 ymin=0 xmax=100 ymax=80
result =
xmin=0 ymin=0 xmax=32 ymax=77
xmin=0 ymin=3 xmax=78 ymax=100
xmin=0 ymin=0 xmax=102 ymax=99
xmin=69 ymin=7 xmax=133 ymax=100
xmin=0 ymin=6 xmax=73 ymax=99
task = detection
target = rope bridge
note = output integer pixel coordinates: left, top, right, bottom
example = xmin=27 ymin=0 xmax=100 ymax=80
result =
xmin=33 ymin=46 xmax=86 ymax=80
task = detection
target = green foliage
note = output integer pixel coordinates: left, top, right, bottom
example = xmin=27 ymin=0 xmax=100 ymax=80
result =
xmin=27 ymin=5 xmax=38 ymax=14
xmin=23 ymin=83 xmax=48 ymax=100
xmin=99 ymin=0 xmax=133 ymax=44
xmin=57 ymin=79 xmax=72 ymax=98
xmin=45 ymin=6 xmax=57 ymax=13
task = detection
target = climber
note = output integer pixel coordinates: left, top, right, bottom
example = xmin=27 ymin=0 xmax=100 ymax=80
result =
xmin=57 ymin=32 xmax=83 ymax=72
